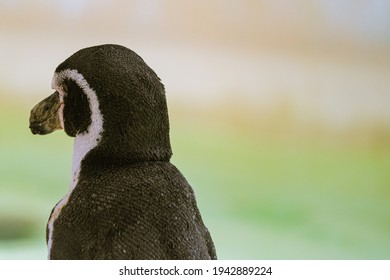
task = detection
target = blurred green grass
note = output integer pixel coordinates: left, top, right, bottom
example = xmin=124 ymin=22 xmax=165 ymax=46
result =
xmin=171 ymin=114 xmax=390 ymax=259
xmin=0 ymin=100 xmax=389 ymax=259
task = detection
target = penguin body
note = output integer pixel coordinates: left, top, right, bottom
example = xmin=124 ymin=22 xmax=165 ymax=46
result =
xmin=31 ymin=44 xmax=216 ymax=259
xmin=49 ymin=160 xmax=214 ymax=259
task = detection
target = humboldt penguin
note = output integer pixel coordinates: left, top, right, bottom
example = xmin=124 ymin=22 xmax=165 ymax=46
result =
xmin=29 ymin=44 xmax=217 ymax=260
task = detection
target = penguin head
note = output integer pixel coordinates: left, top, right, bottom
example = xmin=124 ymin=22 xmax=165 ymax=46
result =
xmin=31 ymin=44 xmax=172 ymax=163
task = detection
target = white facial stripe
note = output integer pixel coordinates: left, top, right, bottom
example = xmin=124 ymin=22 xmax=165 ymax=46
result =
xmin=58 ymin=102 xmax=64 ymax=129
xmin=57 ymin=86 xmax=66 ymax=129
xmin=48 ymin=69 xmax=104 ymax=259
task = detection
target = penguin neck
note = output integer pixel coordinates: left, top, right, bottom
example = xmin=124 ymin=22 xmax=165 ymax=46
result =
xmin=70 ymin=119 xmax=103 ymax=191
xmin=70 ymin=131 xmax=100 ymax=191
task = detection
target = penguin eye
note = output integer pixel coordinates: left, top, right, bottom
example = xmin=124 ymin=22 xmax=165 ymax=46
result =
xmin=59 ymin=84 xmax=68 ymax=97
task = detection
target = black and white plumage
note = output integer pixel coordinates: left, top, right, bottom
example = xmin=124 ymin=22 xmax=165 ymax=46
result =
xmin=34 ymin=44 xmax=216 ymax=260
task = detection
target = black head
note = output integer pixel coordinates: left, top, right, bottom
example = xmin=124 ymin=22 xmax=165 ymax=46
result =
xmin=49 ymin=44 xmax=172 ymax=163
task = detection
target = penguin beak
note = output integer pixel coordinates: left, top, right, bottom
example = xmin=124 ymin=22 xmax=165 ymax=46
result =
xmin=29 ymin=92 xmax=63 ymax=135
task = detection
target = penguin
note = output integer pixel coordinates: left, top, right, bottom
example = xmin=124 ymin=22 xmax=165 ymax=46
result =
xmin=29 ymin=44 xmax=217 ymax=260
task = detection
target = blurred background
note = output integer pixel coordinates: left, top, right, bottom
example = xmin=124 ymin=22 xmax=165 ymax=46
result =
xmin=0 ymin=0 xmax=389 ymax=259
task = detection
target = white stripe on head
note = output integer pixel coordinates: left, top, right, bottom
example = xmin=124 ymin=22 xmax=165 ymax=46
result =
xmin=47 ymin=69 xmax=104 ymax=259
xmin=52 ymin=69 xmax=104 ymax=189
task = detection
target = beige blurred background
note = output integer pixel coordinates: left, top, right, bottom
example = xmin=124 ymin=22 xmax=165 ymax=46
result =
xmin=2 ymin=0 xmax=390 ymax=127
xmin=0 ymin=0 xmax=389 ymax=259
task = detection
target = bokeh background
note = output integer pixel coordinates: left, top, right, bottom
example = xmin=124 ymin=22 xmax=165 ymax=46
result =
xmin=0 ymin=0 xmax=389 ymax=259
